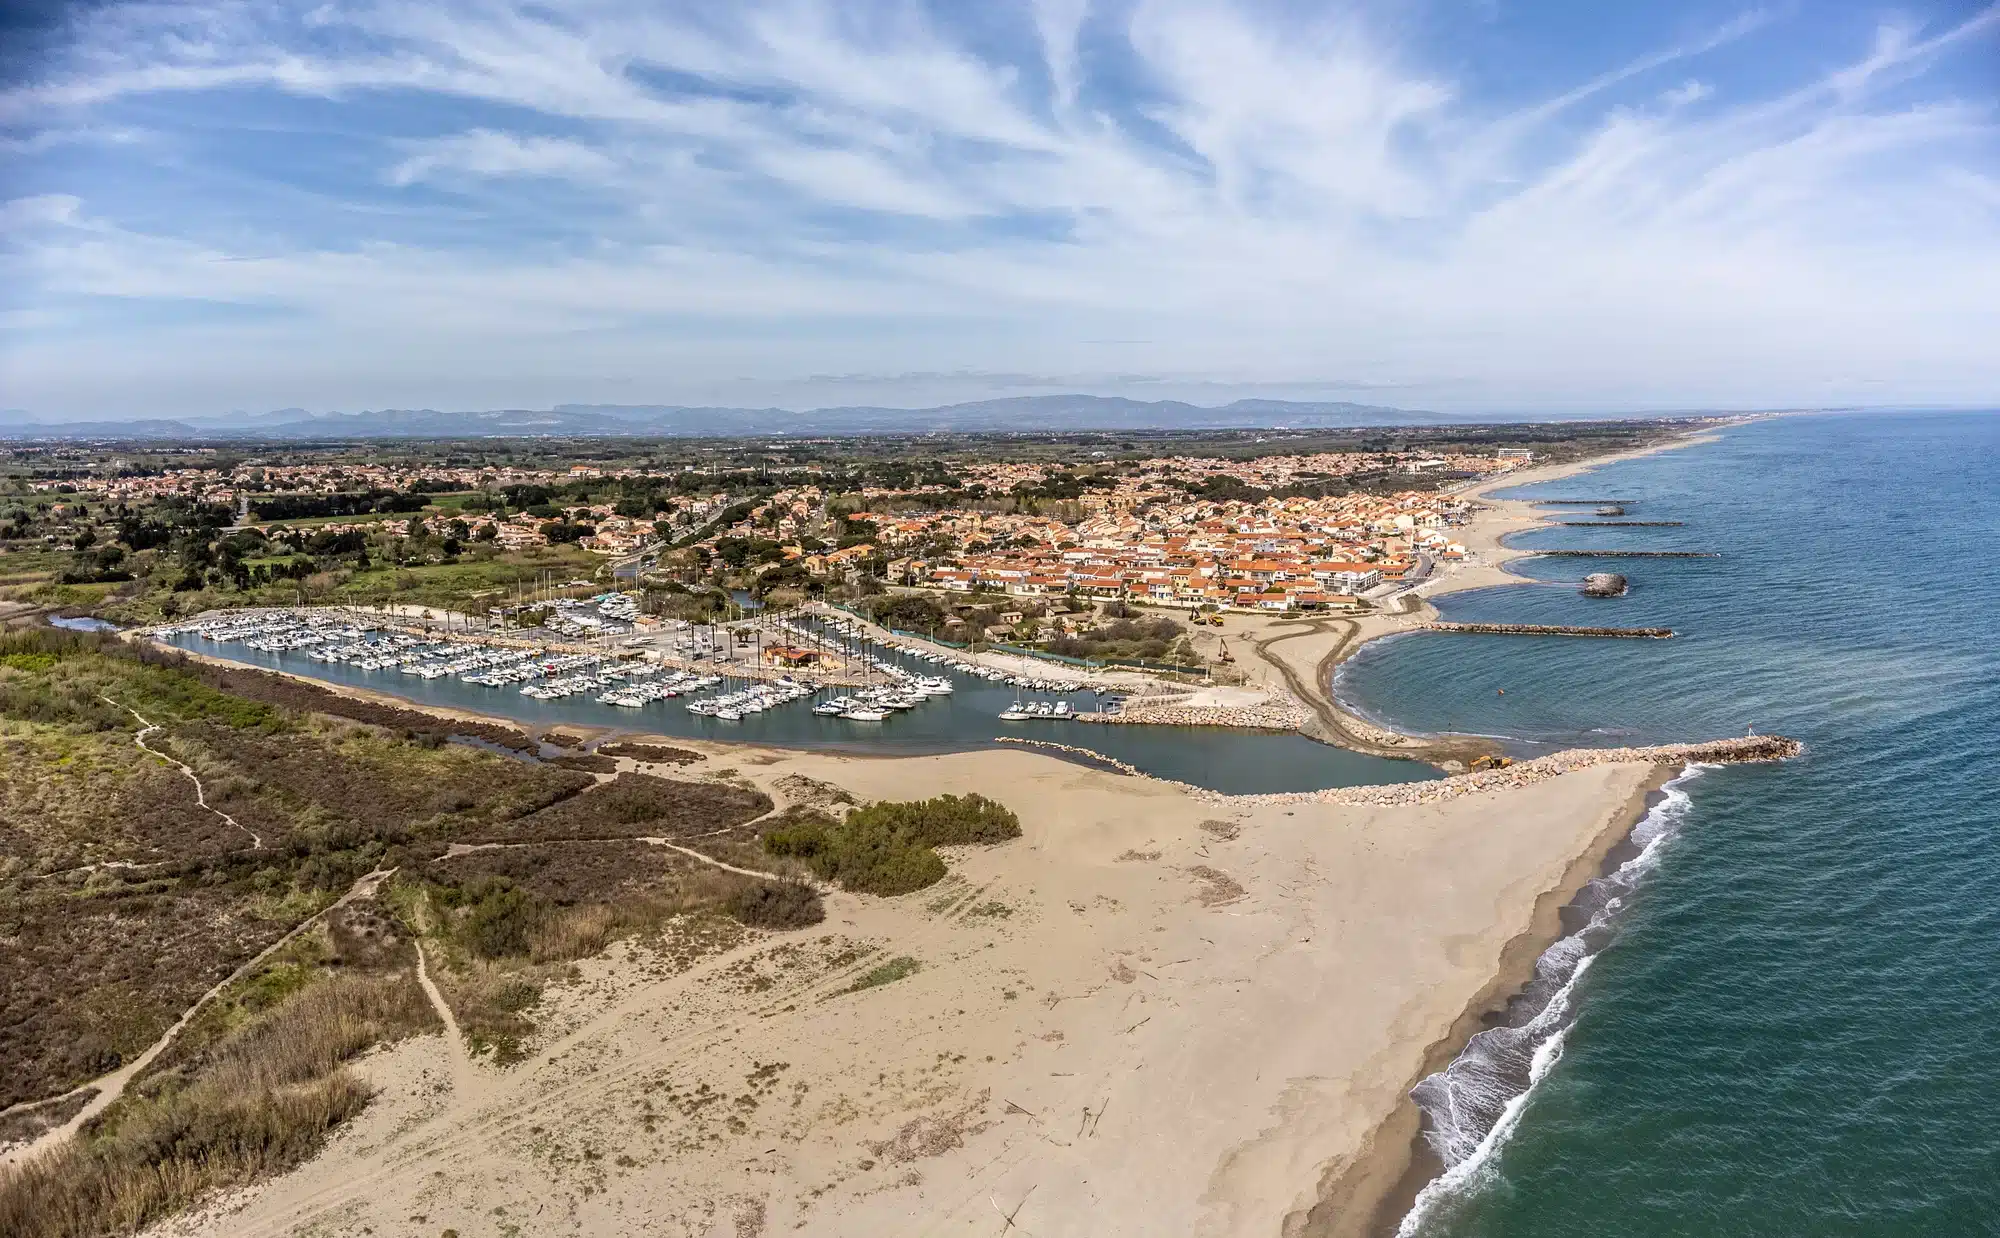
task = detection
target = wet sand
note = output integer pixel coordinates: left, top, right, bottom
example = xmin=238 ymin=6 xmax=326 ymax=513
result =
xmin=1300 ymin=765 xmax=1679 ymax=1238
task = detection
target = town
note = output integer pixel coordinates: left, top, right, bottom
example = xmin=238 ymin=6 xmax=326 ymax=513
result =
xmin=0 ymin=429 xmax=1614 ymax=645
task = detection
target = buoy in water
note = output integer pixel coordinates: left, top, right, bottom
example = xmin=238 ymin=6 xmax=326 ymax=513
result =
xmin=1498 ymin=688 xmax=1506 ymax=695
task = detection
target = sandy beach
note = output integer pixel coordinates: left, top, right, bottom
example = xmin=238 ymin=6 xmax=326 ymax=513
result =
xmin=149 ymin=741 xmax=1666 ymax=1238
xmin=101 ymin=427 xmax=1758 ymax=1238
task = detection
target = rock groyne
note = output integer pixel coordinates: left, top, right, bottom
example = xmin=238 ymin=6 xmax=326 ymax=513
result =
xmin=1075 ymin=701 xmax=1307 ymax=730
xmin=1298 ymin=735 xmax=1802 ymax=808
xmin=1531 ymin=550 xmax=1718 ymax=558
xmin=996 ymin=734 xmax=1800 ymax=806
xmin=1430 ymin=622 xmax=1670 ymax=638
xmin=1553 ymin=521 xmax=1685 ymax=527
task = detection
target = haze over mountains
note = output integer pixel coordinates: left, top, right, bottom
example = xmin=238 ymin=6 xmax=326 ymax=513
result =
xmin=0 ymin=395 xmax=1690 ymax=440
xmin=3 ymin=396 xmax=1444 ymax=439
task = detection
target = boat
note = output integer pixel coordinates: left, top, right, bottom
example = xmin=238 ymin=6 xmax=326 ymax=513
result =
xmin=840 ymin=706 xmax=890 ymax=721
xmin=998 ymin=700 xmax=1034 ymax=721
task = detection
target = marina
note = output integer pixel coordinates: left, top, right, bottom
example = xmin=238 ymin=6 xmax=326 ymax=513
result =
xmin=153 ymin=608 xmax=1438 ymax=795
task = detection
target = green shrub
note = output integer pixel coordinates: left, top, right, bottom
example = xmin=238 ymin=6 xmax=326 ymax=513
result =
xmin=725 ymin=880 xmax=825 ymax=929
xmin=430 ymin=876 xmax=544 ymax=960
xmin=841 ymin=955 xmax=920 ymax=994
xmin=843 ymin=793 xmax=1020 ymax=847
xmin=761 ymin=795 xmax=1018 ymax=896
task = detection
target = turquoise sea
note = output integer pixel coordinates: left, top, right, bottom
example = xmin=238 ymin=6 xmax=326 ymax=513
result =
xmin=1335 ymin=411 xmax=2000 ymax=1236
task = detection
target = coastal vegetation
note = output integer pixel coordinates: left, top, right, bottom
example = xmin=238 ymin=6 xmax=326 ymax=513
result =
xmin=763 ymin=793 xmax=1021 ymax=896
xmin=0 ymin=627 xmax=829 ymax=1227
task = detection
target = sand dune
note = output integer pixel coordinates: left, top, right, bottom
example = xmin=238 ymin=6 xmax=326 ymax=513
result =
xmin=156 ymin=744 xmax=1657 ymax=1238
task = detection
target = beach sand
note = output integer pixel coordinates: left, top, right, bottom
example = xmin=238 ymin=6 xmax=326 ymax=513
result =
xmin=149 ymin=742 xmax=1659 ymax=1238
xmin=110 ymin=430 xmax=1738 ymax=1236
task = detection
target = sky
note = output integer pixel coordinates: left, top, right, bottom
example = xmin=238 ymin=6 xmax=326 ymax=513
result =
xmin=1 ymin=0 xmax=1997 ymax=421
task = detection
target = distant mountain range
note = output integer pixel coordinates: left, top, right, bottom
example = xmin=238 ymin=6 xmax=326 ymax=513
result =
xmin=0 ymin=396 xmax=1516 ymax=441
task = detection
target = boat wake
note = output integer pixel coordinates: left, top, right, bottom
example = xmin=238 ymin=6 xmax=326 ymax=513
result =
xmin=1394 ymin=764 xmax=1709 ymax=1237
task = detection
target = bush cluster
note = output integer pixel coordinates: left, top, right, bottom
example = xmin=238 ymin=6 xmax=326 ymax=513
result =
xmin=724 ymin=880 xmax=826 ymax=929
xmin=763 ymin=794 xmax=1020 ymax=896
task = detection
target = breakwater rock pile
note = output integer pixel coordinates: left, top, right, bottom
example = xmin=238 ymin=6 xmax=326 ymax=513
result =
xmin=995 ymin=734 xmax=1800 ymax=807
xmin=1431 ymin=621 xmax=1671 ymax=638
xmin=1555 ymin=521 xmax=1685 ymax=527
xmin=1292 ymin=735 xmax=1802 ymax=809
xmin=1534 ymin=550 xmax=1718 ymax=558
xmin=1595 ymin=505 xmax=1627 ymax=516
xmin=1076 ymin=701 xmax=1308 ymax=730
xmin=1581 ymin=574 xmax=1630 ymax=598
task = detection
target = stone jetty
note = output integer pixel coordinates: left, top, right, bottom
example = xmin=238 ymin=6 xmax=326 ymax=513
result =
xmin=1296 ymin=735 xmax=1802 ymax=808
xmin=1554 ymin=520 xmax=1685 ymax=527
xmin=1581 ymin=573 xmax=1629 ymax=598
xmin=1430 ymin=621 xmax=1671 ymax=638
xmin=1535 ymin=499 xmax=1636 ymax=505
xmin=1075 ymin=700 xmax=1308 ymax=730
xmin=996 ymin=734 xmax=1802 ymax=806
xmin=1533 ymin=550 xmax=1718 ymax=558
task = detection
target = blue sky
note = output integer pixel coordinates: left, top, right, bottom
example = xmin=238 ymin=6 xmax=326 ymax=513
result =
xmin=1 ymin=0 xmax=1996 ymax=419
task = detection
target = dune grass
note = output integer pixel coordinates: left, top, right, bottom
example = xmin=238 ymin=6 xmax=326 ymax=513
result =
xmin=0 ymin=972 xmax=433 ymax=1238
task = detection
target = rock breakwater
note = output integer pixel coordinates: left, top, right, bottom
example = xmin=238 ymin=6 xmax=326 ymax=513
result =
xmin=1076 ymin=701 xmax=1307 ymax=730
xmin=1431 ymin=622 xmax=1671 ymax=638
xmin=1532 ymin=550 xmax=1718 ymax=558
xmin=997 ymin=734 xmax=1800 ymax=806
xmin=1295 ymin=735 xmax=1800 ymax=808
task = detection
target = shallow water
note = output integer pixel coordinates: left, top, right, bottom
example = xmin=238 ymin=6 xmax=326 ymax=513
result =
xmin=1338 ymin=411 xmax=2000 ymax=1236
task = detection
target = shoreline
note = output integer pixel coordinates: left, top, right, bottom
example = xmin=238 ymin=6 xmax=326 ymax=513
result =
xmin=115 ymin=738 xmax=1682 ymax=1238
xmin=1225 ymin=425 xmax=1727 ymax=770
xmin=79 ymin=425 xmax=1760 ymax=1237
xmin=1290 ymin=427 xmax=1733 ymax=1234
xmin=1302 ymin=762 xmax=1679 ymax=1238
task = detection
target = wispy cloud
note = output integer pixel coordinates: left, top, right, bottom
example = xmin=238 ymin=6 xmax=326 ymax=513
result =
xmin=387 ymin=130 xmax=618 ymax=187
xmin=1 ymin=0 xmax=1996 ymax=415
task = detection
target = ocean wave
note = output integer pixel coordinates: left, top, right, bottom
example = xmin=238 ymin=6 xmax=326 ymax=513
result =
xmin=1395 ymin=765 xmax=1710 ymax=1236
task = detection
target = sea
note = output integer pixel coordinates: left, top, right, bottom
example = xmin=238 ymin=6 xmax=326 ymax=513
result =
xmin=1334 ymin=410 xmax=2000 ymax=1237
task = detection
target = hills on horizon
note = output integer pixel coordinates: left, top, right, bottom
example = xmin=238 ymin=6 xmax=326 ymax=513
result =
xmin=0 ymin=394 xmax=1671 ymax=441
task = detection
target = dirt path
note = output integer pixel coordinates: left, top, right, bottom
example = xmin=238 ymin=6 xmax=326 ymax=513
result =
xmin=412 ymin=941 xmax=477 ymax=1093
xmin=0 ymin=868 xmax=395 ymax=1168
xmin=105 ymin=696 xmax=264 ymax=850
xmin=1245 ymin=618 xmax=1497 ymax=768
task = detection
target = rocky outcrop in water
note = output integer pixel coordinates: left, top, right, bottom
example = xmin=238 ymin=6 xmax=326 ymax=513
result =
xmin=1581 ymin=573 xmax=1629 ymax=598
xmin=1596 ymin=505 xmax=1627 ymax=516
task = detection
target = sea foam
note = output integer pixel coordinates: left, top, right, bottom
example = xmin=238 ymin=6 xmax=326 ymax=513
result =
xmin=1395 ymin=765 xmax=1709 ymax=1237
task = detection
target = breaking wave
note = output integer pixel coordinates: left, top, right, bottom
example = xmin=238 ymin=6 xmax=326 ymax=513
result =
xmin=1395 ymin=766 xmax=1709 ymax=1237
